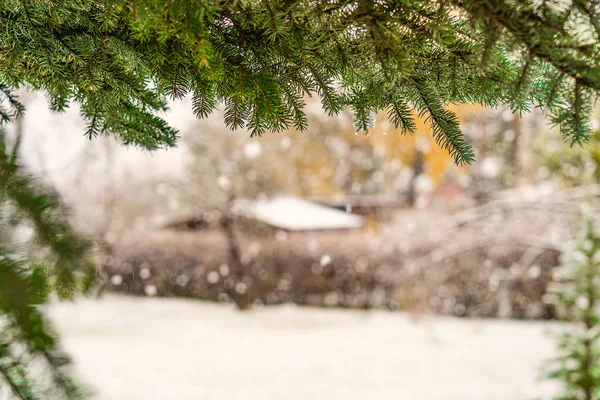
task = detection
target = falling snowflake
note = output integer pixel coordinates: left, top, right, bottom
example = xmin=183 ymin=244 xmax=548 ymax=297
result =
xmin=111 ymin=275 xmax=123 ymax=286
xmin=207 ymin=271 xmax=220 ymax=284
xmin=140 ymin=268 xmax=151 ymax=280
xmin=576 ymin=296 xmax=590 ymax=309
xmin=176 ymin=274 xmax=190 ymax=286
xmin=280 ymin=137 xmax=292 ymax=149
xmin=219 ymin=264 xmax=230 ymax=277
xmin=144 ymin=285 xmax=157 ymax=296
xmin=235 ymin=282 xmax=247 ymax=294
xmin=217 ymin=176 xmax=232 ymax=191
xmin=244 ymin=140 xmax=262 ymax=159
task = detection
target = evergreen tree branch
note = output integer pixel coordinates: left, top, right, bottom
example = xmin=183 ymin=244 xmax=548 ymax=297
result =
xmin=0 ymin=136 xmax=90 ymax=398
xmin=458 ymin=0 xmax=600 ymax=90
xmin=0 ymin=343 xmax=40 ymax=400
xmin=1 ymin=0 xmax=600 ymax=161
xmin=411 ymin=77 xmax=475 ymax=165
xmin=573 ymin=0 xmax=600 ymax=40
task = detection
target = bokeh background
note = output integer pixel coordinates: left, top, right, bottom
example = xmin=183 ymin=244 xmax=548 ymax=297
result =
xmin=5 ymin=89 xmax=600 ymax=399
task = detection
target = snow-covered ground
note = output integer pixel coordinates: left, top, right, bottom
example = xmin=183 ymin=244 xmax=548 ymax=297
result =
xmin=48 ymin=295 xmax=563 ymax=400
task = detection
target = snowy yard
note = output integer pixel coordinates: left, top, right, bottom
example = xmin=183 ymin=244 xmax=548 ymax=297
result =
xmin=48 ymin=295 xmax=562 ymax=400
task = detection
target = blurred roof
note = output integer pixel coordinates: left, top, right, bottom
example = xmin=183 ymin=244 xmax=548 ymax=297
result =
xmin=307 ymin=195 xmax=406 ymax=214
xmin=308 ymin=194 xmax=403 ymax=206
xmin=244 ymin=196 xmax=364 ymax=231
xmin=159 ymin=196 xmax=365 ymax=232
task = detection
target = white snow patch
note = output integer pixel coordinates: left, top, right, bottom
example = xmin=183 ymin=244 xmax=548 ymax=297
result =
xmin=244 ymin=140 xmax=262 ymax=159
xmin=47 ymin=296 xmax=563 ymax=400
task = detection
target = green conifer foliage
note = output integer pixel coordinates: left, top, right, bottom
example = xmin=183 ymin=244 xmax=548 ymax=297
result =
xmin=1 ymin=1 xmax=600 ymax=397
xmin=547 ymin=213 xmax=600 ymax=400
xmin=0 ymin=114 xmax=93 ymax=398
xmin=1 ymin=0 xmax=600 ymax=164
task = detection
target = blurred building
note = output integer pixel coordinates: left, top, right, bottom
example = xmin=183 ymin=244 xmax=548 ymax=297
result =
xmin=163 ymin=196 xmax=365 ymax=236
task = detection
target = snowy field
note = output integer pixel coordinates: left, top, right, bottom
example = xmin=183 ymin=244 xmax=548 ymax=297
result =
xmin=48 ymin=295 xmax=563 ymax=400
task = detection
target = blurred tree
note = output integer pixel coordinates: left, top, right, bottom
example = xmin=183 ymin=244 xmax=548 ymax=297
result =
xmin=165 ymin=113 xmax=289 ymax=308
xmin=367 ymin=105 xmax=482 ymax=205
xmin=180 ymin=115 xmax=277 ymax=209
xmin=547 ymin=212 xmax=600 ymax=400
xmin=263 ymin=103 xmax=481 ymax=205
xmin=266 ymin=108 xmax=388 ymax=197
xmin=536 ymin=117 xmax=600 ymax=188
xmin=462 ymin=107 xmax=546 ymax=203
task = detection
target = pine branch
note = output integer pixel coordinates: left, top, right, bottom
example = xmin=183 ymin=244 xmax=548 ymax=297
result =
xmin=0 ymin=142 xmax=89 ymax=299
xmin=574 ymin=0 xmax=600 ymax=40
xmin=2 ymin=0 xmax=600 ymax=161
xmin=412 ymin=77 xmax=475 ymax=165
xmin=41 ymin=350 xmax=87 ymax=400
xmin=574 ymin=80 xmax=582 ymax=144
xmin=0 ymin=142 xmax=89 ymax=399
xmin=191 ymin=85 xmax=217 ymax=119
xmin=0 ymin=343 xmax=40 ymax=400
xmin=546 ymin=73 xmax=565 ymax=109
xmin=513 ymin=53 xmax=533 ymax=102
xmin=460 ymin=0 xmax=600 ymax=91
xmin=546 ymin=212 xmax=600 ymax=398
xmin=387 ymin=98 xmax=416 ymax=135
xmin=224 ymin=97 xmax=249 ymax=130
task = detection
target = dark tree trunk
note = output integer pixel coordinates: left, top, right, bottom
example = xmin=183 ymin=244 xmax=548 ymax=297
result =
xmin=219 ymin=199 xmax=252 ymax=310
xmin=90 ymin=240 xmax=114 ymax=298
xmin=406 ymin=149 xmax=424 ymax=207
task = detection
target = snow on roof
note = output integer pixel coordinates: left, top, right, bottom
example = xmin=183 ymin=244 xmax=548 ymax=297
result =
xmin=247 ymin=196 xmax=364 ymax=231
